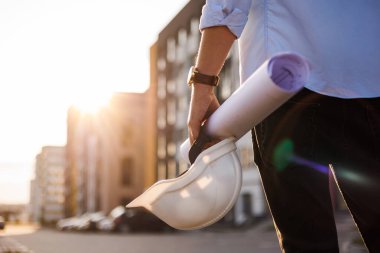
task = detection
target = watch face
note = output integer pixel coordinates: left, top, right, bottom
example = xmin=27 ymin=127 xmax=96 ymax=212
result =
xmin=187 ymin=66 xmax=195 ymax=85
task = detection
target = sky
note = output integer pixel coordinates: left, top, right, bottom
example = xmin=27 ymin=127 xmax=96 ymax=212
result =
xmin=0 ymin=0 xmax=190 ymax=204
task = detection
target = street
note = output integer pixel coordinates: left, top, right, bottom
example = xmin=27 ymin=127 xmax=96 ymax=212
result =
xmin=0 ymin=213 xmax=368 ymax=253
xmin=1 ymin=222 xmax=280 ymax=253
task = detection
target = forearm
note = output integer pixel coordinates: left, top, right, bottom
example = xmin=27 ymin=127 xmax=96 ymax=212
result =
xmin=188 ymin=1 xmax=249 ymax=143
xmin=187 ymin=26 xmax=236 ymax=144
xmin=195 ymin=26 xmax=236 ymax=77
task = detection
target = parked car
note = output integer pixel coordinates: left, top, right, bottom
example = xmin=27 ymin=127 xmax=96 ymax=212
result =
xmin=57 ymin=212 xmax=106 ymax=231
xmin=124 ymin=207 xmax=173 ymax=232
xmin=0 ymin=216 xmax=5 ymax=230
xmin=58 ymin=207 xmax=173 ymax=233
xmin=96 ymin=206 xmax=129 ymax=233
xmin=96 ymin=216 xmax=115 ymax=232
xmin=97 ymin=206 xmax=173 ymax=233
xmin=77 ymin=212 xmax=106 ymax=231
xmin=56 ymin=217 xmax=77 ymax=231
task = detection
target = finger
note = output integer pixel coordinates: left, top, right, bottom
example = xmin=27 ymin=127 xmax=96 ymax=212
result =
xmin=188 ymin=107 xmax=204 ymax=144
xmin=188 ymin=122 xmax=200 ymax=144
xmin=204 ymin=95 xmax=220 ymax=119
xmin=187 ymin=85 xmax=214 ymax=144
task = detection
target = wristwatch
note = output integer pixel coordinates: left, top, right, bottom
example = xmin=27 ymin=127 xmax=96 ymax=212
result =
xmin=187 ymin=66 xmax=220 ymax=87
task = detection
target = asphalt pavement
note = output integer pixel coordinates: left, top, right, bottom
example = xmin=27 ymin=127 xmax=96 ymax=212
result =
xmin=0 ymin=212 xmax=368 ymax=253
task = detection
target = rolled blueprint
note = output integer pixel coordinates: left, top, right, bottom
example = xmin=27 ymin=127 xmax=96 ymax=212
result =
xmin=181 ymin=52 xmax=310 ymax=164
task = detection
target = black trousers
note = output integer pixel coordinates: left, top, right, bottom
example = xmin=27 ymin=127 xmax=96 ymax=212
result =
xmin=252 ymin=88 xmax=380 ymax=252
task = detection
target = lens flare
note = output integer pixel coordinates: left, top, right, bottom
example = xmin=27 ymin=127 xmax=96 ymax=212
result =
xmin=273 ymin=138 xmax=294 ymax=172
xmin=335 ymin=168 xmax=372 ymax=186
xmin=273 ymin=139 xmax=372 ymax=186
xmin=291 ymin=155 xmax=329 ymax=174
xmin=273 ymin=138 xmax=329 ymax=173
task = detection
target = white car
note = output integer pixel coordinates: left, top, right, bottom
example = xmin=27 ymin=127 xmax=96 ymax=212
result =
xmin=96 ymin=217 xmax=115 ymax=232
xmin=56 ymin=217 xmax=79 ymax=231
xmin=57 ymin=212 xmax=106 ymax=232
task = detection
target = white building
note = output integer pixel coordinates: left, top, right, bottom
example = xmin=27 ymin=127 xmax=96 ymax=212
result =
xmin=32 ymin=146 xmax=65 ymax=224
xmin=29 ymin=179 xmax=41 ymax=223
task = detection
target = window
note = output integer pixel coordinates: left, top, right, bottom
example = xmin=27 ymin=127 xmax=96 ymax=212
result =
xmin=167 ymin=99 xmax=176 ymax=125
xmin=167 ymin=142 xmax=176 ymax=157
xmin=242 ymin=193 xmax=253 ymax=217
xmin=190 ymin=18 xmax=199 ymax=35
xmin=167 ymin=80 xmax=176 ymax=94
xmin=158 ymin=57 xmax=166 ymax=71
xmin=157 ymin=107 xmax=166 ymax=129
xmin=239 ymin=147 xmax=253 ymax=169
xmin=121 ymin=158 xmax=134 ymax=186
xmin=178 ymin=28 xmax=187 ymax=46
xmin=167 ymin=159 xmax=177 ymax=179
xmin=167 ymin=37 xmax=176 ymax=62
xmin=188 ymin=18 xmax=200 ymax=54
xmin=121 ymin=125 xmax=133 ymax=146
xmin=157 ymin=162 xmax=166 ymax=180
xmin=157 ymin=75 xmax=166 ymax=99
xmin=157 ymin=136 xmax=166 ymax=159
xmin=176 ymin=29 xmax=187 ymax=62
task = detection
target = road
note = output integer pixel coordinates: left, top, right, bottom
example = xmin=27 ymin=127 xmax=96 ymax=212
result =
xmin=1 ymin=222 xmax=280 ymax=253
xmin=0 ymin=213 xmax=368 ymax=253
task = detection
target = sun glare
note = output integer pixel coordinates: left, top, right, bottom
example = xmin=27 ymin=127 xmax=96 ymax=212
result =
xmin=0 ymin=0 xmax=189 ymax=204
xmin=70 ymin=90 xmax=113 ymax=114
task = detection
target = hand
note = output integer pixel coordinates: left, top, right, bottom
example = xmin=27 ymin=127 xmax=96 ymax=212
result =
xmin=187 ymin=83 xmax=220 ymax=144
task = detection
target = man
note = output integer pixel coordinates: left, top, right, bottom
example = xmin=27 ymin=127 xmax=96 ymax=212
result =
xmin=187 ymin=1 xmax=380 ymax=252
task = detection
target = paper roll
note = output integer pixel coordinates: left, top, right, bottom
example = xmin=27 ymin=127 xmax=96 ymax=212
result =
xmin=181 ymin=53 xmax=310 ymax=164
xmin=206 ymin=52 xmax=309 ymax=139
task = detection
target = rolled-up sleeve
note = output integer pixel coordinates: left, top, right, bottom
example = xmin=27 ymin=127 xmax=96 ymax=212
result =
xmin=200 ymin=0 xmax=252 ymax=38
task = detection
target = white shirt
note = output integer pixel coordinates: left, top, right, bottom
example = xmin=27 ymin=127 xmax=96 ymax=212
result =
xmin=200 ymin=0 xmax=380 ymax=98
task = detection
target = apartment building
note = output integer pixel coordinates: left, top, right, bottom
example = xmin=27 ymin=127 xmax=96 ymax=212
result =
xmin=65 ymin=92 xmax=155 ymax=217
xmin=32 ymin=146 xmax=65 ymax=224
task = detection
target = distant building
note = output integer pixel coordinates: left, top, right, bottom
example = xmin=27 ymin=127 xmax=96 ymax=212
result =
xmin=29 ymin=178 xmax=41 ymax=223
xmin=150 ymin=0 xmax=266 ymax=225
xmin=65 ymin=109 xmax=98 ymax=216
xmin=65 ymin=92 xmax=156 ymax=217
xmin=32 ymin=146 xmax=65 ymax=224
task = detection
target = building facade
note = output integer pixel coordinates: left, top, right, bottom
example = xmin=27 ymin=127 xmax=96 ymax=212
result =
xmin=150 ymin=0 xmax=266 ymax=225
xmin=29 ymin=179 xmax=41 ymax=223
xmin=32 ymin=146 xmax=66 ymax=224
xmin=65 ymin=92 xmax=156 ymax=217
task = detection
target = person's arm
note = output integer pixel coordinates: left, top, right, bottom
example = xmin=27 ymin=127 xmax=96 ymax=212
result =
xmin=188 ymin=0 xmax=252 ymax=144
xmin=187 ymin=26 xmax=236 ymax=144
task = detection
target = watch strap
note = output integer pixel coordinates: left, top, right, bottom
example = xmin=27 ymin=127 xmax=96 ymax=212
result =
xmin=188 ymin=66 xmax=219 ymax=87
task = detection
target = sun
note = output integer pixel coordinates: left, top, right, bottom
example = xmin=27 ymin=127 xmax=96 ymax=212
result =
xmin=69 ymin=89 xmax=113 ymax=114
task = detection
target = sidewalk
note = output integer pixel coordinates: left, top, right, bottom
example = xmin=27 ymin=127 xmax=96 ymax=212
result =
xmin=241 ymin=211 xmax=368 ymax=253
xmin=0 ymin=236 xmax=33 ymax=253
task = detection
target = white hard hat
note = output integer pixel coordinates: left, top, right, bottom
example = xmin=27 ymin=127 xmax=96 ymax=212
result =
xmin=126 ymin=137 xmax=242 ymax=230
